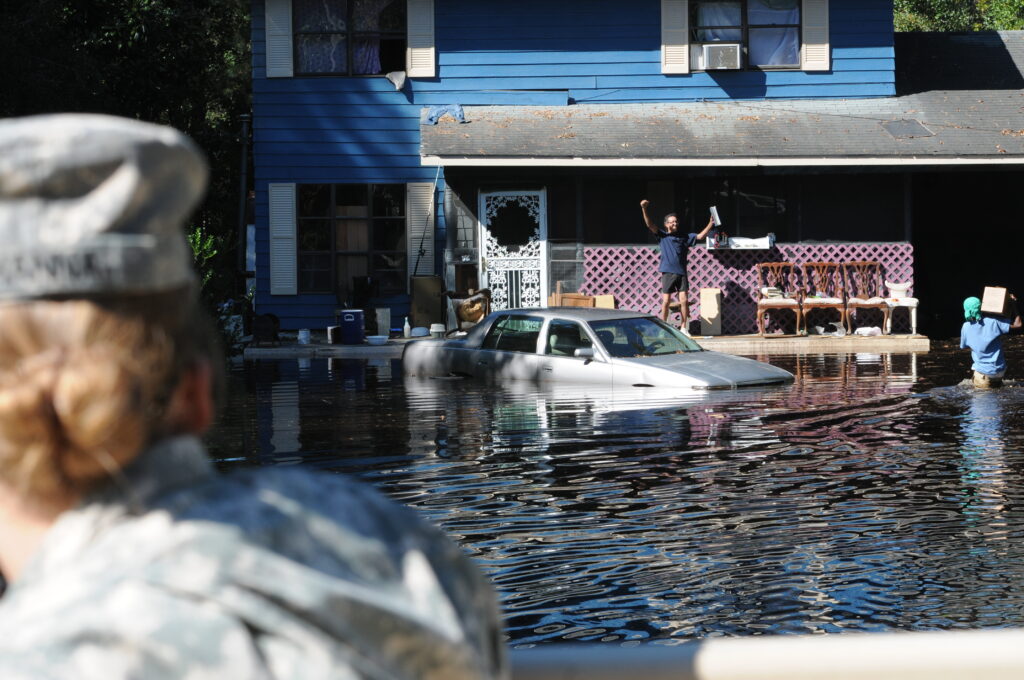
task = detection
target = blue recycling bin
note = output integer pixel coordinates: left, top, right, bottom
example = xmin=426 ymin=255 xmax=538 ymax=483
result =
xmin=340 ymin=309 xmax=365 ymax=345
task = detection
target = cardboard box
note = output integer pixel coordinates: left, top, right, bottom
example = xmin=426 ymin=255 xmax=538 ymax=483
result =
xmin=700 ymin=288 xmax=722 ymax=336
xmin=981 ymin=286 xmax=1012 ymax=316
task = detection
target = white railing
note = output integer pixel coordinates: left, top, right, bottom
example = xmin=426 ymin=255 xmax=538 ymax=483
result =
xmin=510 ymin=627 xmax=1024 ymax=680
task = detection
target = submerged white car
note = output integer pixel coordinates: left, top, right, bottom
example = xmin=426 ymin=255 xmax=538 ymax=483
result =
xmin=402 ymin=308 xmax=794 ymax=389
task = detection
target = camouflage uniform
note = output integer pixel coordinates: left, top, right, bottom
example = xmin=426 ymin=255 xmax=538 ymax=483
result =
xmin=0 ymin=436 xmax=507 ymax=679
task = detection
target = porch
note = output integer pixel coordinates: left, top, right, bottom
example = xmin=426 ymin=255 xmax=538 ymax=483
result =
xmin=242 ymin=330 xmax=929 ymax=360
xmin=575 ymin=241 xmax=917 ymax=336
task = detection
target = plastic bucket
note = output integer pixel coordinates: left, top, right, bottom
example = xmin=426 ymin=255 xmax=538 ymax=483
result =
xmin=430 ymin=323 xmax=446 ymax=339
xmin=340 ymin=309 xmax=365 ymax=345
xmin=297 ymin=329 xmax=311 ymax=345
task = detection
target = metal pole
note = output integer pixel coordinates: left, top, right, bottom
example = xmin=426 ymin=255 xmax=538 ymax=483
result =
xmin=237 ymin=113 xmax=251 ymax=276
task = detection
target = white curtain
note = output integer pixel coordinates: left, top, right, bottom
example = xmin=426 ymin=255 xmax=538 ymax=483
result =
xmin=748 ymin=0 xmax=799 ymax=66
xmin=696 ymin=1 xmax=742 ymax=42
xmin=697 ymin=0 xmax=800 ymax=66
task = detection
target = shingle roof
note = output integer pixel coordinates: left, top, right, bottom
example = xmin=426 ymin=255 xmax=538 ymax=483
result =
xmin=421 ymin=31 xmax=1024 ymax=166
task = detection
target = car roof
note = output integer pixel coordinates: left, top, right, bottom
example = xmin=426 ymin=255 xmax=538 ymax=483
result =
xmin=489 ymin=307 xmax=654 ymax=322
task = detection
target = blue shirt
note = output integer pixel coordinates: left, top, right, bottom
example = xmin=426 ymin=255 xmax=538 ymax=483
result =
xmin=961 ymin=316 xmax=1012 ymax=375
xmin=658 ymin=231 xmax=698 ymax=275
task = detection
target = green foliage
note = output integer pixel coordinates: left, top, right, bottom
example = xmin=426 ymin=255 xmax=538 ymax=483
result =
xmin=977 ymin=0 xmax=1024 ymax=29
xmin=187 ymin=225 xmax=222 ymax=298
xmin=1 ymin=0 xmax=251 ymax=307
xmin=895 ymin=0 xmax=1024 ymax=31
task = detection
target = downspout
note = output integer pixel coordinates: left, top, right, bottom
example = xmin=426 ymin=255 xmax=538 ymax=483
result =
xmin=236 ymin=113 xmax=251 ymax=276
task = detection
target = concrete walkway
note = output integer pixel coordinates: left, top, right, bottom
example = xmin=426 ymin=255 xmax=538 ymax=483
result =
xmin=243 ymin=333 xmax=929 ymax=360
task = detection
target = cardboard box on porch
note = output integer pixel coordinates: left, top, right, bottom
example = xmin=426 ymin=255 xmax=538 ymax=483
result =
xmin=700 ymin=288 xmax=722 ymax=336
xmin=981 ymin=286 xmax=1012 ymax=316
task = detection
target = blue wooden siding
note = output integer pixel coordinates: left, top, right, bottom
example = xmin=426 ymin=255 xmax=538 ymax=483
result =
xmin=253 ymin=0 xmax=446 ymax=328
xmin=252 ymin=0 xmax=896 ymax=328
xmin=416 ymin=0 xmax=895 ymax=104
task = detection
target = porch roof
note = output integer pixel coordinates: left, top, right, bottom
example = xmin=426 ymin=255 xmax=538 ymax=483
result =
xmin=421 ymin=32 xmax=1024 ymax=168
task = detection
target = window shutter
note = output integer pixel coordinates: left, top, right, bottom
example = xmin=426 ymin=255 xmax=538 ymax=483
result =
xmin=661 ymin=0 xmax=690 ymax=74
xmin=269 ymin=183 xmax=297 ymax=295
xmin=407 ymin=182 xmax=435 ymax=281
xmin=265 ymin=0 xmax=293 ymax=78
xmin=406 ymin=0 xmax=436 ymax=78
xmin=801 ymin=0 xmax=830 ymax=71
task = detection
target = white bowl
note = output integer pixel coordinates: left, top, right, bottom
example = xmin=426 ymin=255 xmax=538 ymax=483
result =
xmin=884 ymin=281 xmax=912 ymax=297
xmin=366 ymin=335 xmax=388 ymax=346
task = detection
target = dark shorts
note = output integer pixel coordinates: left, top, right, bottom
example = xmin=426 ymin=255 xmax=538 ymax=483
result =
xmin=661 ymin=272 xmax=688 ymax=294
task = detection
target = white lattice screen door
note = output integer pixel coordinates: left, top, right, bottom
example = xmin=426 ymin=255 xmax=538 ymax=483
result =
xmin=478 ymin=190 xmax=548 ymax=310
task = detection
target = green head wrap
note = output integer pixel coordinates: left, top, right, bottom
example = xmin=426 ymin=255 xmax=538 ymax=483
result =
xmin=964 ymin=296 xmax=982 ymax=322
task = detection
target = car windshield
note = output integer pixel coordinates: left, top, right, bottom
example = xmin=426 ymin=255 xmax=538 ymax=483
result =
xmin=589 ymin=317 xmax=703 ymax=357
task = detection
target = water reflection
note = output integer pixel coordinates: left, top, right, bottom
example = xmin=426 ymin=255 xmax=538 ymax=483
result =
xmin=207 ymin=349 xmax=1024 ymax=644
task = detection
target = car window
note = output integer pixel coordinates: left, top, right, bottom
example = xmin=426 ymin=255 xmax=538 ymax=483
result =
xmin=590 ymin=317 xmax=702 ymax=357
xmin=544 ymin=319 xmax=593 ymax=357
xmin=481 ymin=314 xmax=543 ymax=353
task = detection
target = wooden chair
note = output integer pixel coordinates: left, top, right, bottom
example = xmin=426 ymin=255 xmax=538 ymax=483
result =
xmin=843 ymin=261 xmax=890 ymax=333
xmin=754 ymin=262 xmax=802 ymax=336
xmin=801 ymin=262 xmax=846 ymax=334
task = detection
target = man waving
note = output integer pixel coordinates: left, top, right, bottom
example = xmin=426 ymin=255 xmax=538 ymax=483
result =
xmin=641 ymin=199 xmax=715 ymax=334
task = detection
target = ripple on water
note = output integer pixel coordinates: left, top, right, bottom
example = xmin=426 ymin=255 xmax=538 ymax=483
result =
xmin=208 ymin=349 xmax=1024 ymax=643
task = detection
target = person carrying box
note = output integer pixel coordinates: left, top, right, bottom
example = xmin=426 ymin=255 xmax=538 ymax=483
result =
xmin=960 ymin=293 xmax=1022 ymax=388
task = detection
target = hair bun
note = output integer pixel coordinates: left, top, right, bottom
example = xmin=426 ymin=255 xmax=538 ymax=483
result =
xmin=0 ymin=346 xmax=147 ymax=496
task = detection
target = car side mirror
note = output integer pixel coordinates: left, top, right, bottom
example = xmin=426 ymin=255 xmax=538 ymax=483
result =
xmin=574 ymin=347 xmax=595 ymax=359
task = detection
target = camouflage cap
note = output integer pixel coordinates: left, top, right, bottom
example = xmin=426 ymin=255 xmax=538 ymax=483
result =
xmin=0 ymin=114 xmax=207 ymax=299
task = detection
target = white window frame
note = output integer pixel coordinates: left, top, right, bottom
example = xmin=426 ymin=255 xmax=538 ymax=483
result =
xmin=661 ymin=0 xmax=829 ymax=74
xmin=268 ymin=182 xmax=432 ymax=296
xmin=265 ymin=0 xmax=435 ymax=79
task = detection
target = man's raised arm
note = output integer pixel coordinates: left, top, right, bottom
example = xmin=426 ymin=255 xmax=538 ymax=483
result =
xmin=696 ymin=216 xmax=715 ymax=241
xmin=640 ymin=199 xmax=659 ymax=235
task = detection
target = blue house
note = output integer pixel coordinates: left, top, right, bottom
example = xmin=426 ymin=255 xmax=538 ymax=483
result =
xmin=251 ymin=1 xmax=1024 ymax=335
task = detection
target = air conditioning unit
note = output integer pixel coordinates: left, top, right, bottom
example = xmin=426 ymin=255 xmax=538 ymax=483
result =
xmin=702 ymin=43 xmax=742 ymax=70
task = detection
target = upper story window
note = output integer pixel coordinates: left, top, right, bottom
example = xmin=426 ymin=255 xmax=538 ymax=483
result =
xmin=294 ymin=0 xmax=407 ymax=75
xmin=691 ymin=0 xmax=800 ymax=69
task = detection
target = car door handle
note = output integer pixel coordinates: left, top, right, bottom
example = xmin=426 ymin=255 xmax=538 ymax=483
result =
xmin=543 ymin=366 xmax=553 ymax=372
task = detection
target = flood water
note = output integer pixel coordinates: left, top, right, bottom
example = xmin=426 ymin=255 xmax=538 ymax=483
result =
xmin=207 ymin=338 xmax=1024 ymax=646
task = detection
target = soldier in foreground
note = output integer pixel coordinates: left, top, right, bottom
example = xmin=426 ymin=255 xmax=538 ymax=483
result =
xmin=0 ymin=114 xmax=506 ymax=679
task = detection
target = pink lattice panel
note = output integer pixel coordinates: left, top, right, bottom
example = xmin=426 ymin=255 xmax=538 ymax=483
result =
xmin=581 ymin=246 xmax=663 ymax=315
xmin=581 ymin=243 xmax=915 ymax=335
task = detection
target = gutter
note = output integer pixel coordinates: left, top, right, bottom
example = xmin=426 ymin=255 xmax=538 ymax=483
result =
xmin=423 ymin=156 xmax=1024 ymax=167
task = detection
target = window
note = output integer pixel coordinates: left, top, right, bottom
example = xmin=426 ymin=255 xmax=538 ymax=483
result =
xmin=589 ymin=317 xmax=702 ymax=358
xmin=294 ymin=0 xmax=406 ymax=75
xmin=545 ymin=320 xmax=593 ymax=357
xmin=482 ymin=315 xmax=543 ymax=353
xmin=296 ymin=184 xmax=407 ymax=301
xmin=692 ymin=0 xmax=800 ymax=69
